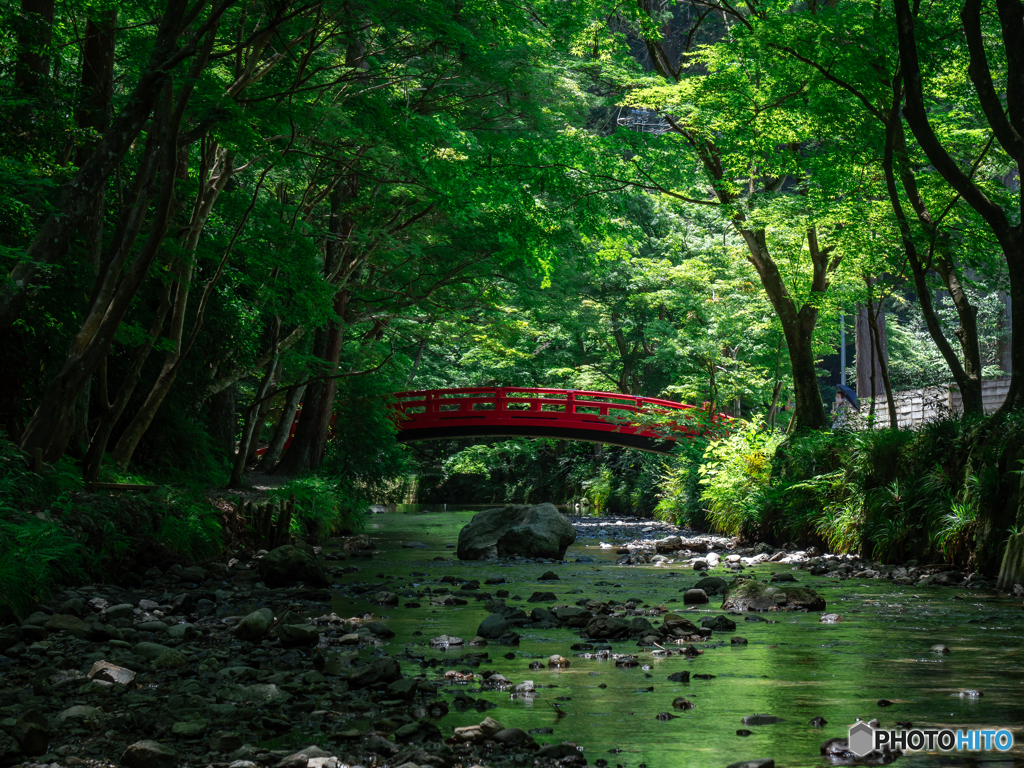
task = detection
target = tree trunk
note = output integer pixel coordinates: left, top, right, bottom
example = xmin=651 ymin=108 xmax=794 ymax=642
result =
xmin=15 ymin=0 xmax=55 ymax=96
xmin=273 ymin=175 xmax=354 ymax=474
xmin=257 ymin=383 xmax=305 ymax=471
xmin=208 ymin=383 xmax=237 ymax=457
xmin=231 ymin=321 xmax=281 ymax=486
xmin=18 ymin=80 xmax=185 ymax=463
xmin=109 ymin=145 xmax=235 ymax=469
xmin=856 ymin=303 xmax=888 ymax=418
xmin=83 ymin=284 xmax=172 ymax=482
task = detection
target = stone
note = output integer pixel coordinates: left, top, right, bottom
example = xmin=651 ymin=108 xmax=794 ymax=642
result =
xmin=477 ymin=606 xmax=528 ymax=638
xmin=344 ymin=534 xmax=373 ymax=550
xmin=394 ymin=720 xmax=442 ymax=743
xmin=234 ymin=610 xmax=273 ymax=640
xmin=387 ymin=677 xmax=419 ymax=701
xmin=279 ymin=624 xmax=320 ymax=647
xmin=373 ymin=591 xmax=399 ymax=605
xmin=153 ymin=648 xmax=189 ymax=670
xmin=456 ymin=503 xmax=576 ymax=560
xmin=667 ymin=671 xmax=690 ymax=682
xmin=584 ymin=615 xmax=631 ymax=639
xmin=0 ymin=732 xmax=21 ymax=762
xmin=726 ymin=761 xmax=774 ymax=768
xmin=178 ymin=565 xmax=208 ymax=582
xmin=43 ymin=614 xmax=90 ymax=637
xmin=218 ymin=683 xmax=292 ymax=704
xmin=547 ymin=654 xmax=570 ymax=667
xmin=12 ymin=710 xmax=49 ymax=756
xmin=672 ymin=697 xmax=695 ymax=709
xmin=348 ymin=658 xmax=402 ymax=689
xmin=701 ymin=615 xmax=736 ymax=631
xmin=172 ymin=719 xmax=208 ymax=736
xmin=655 ymin=536 xmax=682 ymax=554
xmin=493 ymin=728 xmax=533 ymax=746
xmin=209 ymin=731 xmax=244 ymax=752
xmin=57 ymin=706 xmax=103 ymax=725
xmin=931 ymin=644 xmax=950 ymax=654
xmin=167 ymin=622 xmax=197 ymax=640
xmin=133 ymin=641 xmax=171 ymax=660
xmin=538 ymin=571 xmax=560 ymax=580
xmin=694 ymin=576 xmax=729 ymax=595
xmin=363 ymin=621 xmax=395 ymax=638
xmin=257 ymin=545 xmax=329 ymax=588
xmin=88 ymin=660 xmax=136 ymax=686
xmin=731 ymin=636 xmax=748 ymax=645
xmin=537 ymin=743 xmax=582 ymax=760
xmin=121 ymin=740 xmax=178 ymax=768
xmin=722 ymin=581 xmax=825 ymax=612
xmin=683 ymin=589 xmax=709 ymax=605
xmin=527 ymin=591 xmax=557 ymax=602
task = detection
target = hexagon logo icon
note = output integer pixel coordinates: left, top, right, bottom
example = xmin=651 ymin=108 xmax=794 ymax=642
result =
xmin=848 ymin=722 xmax=875 ymax=756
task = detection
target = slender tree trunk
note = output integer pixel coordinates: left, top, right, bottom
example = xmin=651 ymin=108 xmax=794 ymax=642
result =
xmin=247 ymin=359 xmax=281 ymax=463
xmin=231 ymin=320 xmax=280 ymax=486
xmin=273 ymin=175 xmax=354 ymax=474
xmin=857 ymin=302 xmax=888 ymax=422
xmin=208 ymin=383 xmax=237 ymax=457
xmin=257 ymin=383 xmax=305 ymax=471
xmin=15 ymin=0 xmax=55 ymax=96
xmin=110 ymin=145 xmax=235 ymax=468
xmin=83 ymin=284 xmax=173 ymax=482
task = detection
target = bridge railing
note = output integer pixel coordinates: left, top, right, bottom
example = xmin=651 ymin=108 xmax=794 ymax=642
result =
xmin=389 ymin=387 xmax=726 ymax=438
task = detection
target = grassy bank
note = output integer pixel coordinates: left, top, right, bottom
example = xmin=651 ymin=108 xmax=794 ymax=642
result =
xmin=656 ymin=414 xmax=1024 ymax=573
xmin=0 ymin=439 xmax=365 ymax=622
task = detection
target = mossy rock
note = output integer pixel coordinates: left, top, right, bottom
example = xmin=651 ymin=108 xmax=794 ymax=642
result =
xmin=721 ymin=580 xmax=825 ymax=612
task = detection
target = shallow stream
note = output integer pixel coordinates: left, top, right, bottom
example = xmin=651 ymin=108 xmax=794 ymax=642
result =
xmin=329 ymin=511 xmax=1024 ymax=768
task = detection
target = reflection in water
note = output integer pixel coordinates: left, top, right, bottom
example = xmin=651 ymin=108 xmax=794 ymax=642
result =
xmin=328 ymin=511 xmax=1024 ymax=767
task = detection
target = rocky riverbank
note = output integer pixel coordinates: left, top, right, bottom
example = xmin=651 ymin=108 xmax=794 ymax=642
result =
xmin=1 ymin=512 xmax=1020 ymax=768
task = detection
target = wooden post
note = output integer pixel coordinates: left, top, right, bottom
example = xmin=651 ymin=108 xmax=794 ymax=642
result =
xmin=273 ymin=498 xmax=292 ymax=548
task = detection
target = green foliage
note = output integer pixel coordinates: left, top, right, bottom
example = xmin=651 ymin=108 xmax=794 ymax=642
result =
xmin=266 ymin=476 xmax=364 ymax=541
xmin=696 ymin=421 xmax=786 ymax=537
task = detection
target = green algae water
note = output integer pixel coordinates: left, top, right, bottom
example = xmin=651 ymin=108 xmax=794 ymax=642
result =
xmin=331 ymin=512 xmax=1024 ymax=768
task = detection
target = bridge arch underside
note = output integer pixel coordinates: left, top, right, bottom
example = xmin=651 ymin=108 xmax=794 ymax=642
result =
xmin=395 ymin=424 xmax=677 ymax=454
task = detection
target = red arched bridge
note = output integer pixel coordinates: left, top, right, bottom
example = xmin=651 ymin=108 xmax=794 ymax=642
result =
xmin=388 ymin=387 xmax=726 ymax=453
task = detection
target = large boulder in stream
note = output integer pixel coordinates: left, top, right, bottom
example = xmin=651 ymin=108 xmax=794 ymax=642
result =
xmin=257 ymin=545 xmax=329 ymax=588
xmin=722 ymin=579 xmax=825 ymax=612
xmin=457 ymin=503 xmax=576 ymax=560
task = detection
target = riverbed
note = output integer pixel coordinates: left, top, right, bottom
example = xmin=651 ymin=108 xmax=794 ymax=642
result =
xmin=337 ymin=511 xmax=1024 ymax=768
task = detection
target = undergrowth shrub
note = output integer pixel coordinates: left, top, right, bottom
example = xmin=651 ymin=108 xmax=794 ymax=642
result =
xmin=687 ymin=413 xmax=1023 ymax=570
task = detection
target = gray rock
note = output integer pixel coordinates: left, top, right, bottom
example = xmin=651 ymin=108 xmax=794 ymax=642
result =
xmin=278 ymin=624 xmax=320 ymax=647
xmin=348 ymin=658 xmax=402 ymax=689
xmin=584 ymin=615 xmax=631 ymax=639
xmin=722 ymin=581 xmax=825 ymax=612
xmin=702 ymin=615 xmax=736 ymax=631
xmin=12 ymin=710 xmax=49 ymax=756
xmin=655 ymin=536 xmax=682 ymax=553
xmin=257 ymin=545 xmax=329 ymax=588
xmin=43 ymin=614 xmax=90 ymax=637
xmin=121 ymin=740 xmax=178 ymax=768
xmin=683 ymin=588 xmax=709 ymax=605
xmin=133 ymin=641 xmax=171 ymax=660
xmin=57 ymin=705 xmax=103 ymax=725
xmin=694 ymin=576 xmax=729 ymax=595
xmin=726 ymin=761 xmax=774 ymax=768
xmin=208 ymin=731 xmax=244 ymax=752
xmin=153 ymin=648 xmax=189 ymax=670
xmin=456 ymin=503 xmax=576 ymax=560
xmin=88 ymin=660 xmax=136 ymax=686
xmin=218 ymin=683 xmax=292 ymax=705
